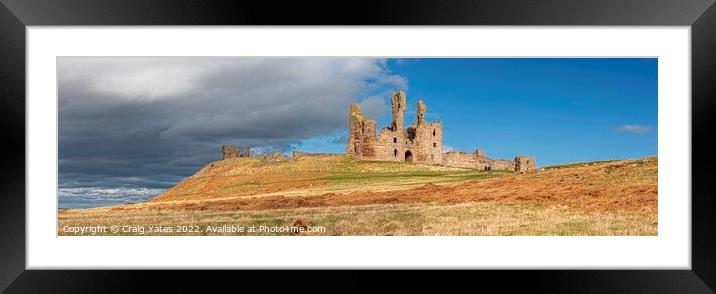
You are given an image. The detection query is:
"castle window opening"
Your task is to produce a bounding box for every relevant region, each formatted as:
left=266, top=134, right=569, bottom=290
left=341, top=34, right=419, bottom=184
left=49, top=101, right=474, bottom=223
left=433, top=143, right=437, bottom=148
left=393, top=138, right=397, bottom=143
left=433, top=129, right=436, bottom=136
left=393, top=149, right=398, bottom=157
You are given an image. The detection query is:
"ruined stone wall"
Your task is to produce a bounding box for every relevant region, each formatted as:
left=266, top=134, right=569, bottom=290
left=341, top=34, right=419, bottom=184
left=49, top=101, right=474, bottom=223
left=428, top=121, right=443, bottom=164
left=443, top=151, right=490, bottom=170
left=360, top=126, right=416, bottom=163
left=413, top=126, right=430, bottom=163
left=373, top=128, right=404, bottom=162
left=361, top=119, right=378, bottom=158
left=221, top=145, right=242, bottom=159
left=490, top=159, right=515, bottom=171
left=391, top=91, right=406, bottom=132
left=265, top=152, right=290, bottom=162
left=442, top=151, right=520, bottom=171
left=347, top=104, right=380, bottom=160
left=514, top=156, right=536, bottom=172
left=346, top=104, right=364, bottom=156
left=221, top=145, right=255, bottom=160
left=293, top=151, right=345, bottom=159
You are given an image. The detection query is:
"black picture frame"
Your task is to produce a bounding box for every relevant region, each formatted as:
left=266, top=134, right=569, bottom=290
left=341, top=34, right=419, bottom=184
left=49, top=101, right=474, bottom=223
left=1, top=0, right=715, bottom=292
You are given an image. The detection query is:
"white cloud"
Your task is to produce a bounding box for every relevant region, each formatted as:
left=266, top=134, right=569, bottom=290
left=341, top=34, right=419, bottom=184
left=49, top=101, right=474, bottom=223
left=381, top=74, right=409, bottom=90
left=59, top=187, right=165, bottom=198
left=616, top=124, right=655, bottom=134
left=58, top=57, right=225, bottom=101
left=359, top=95, right=389, bottom=119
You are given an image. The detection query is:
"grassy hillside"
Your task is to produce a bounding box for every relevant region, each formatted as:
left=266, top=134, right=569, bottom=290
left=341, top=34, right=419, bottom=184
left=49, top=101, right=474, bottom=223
left=58, top=156, right=658, bottom=236
left=151, top=155, right=512, bottom=202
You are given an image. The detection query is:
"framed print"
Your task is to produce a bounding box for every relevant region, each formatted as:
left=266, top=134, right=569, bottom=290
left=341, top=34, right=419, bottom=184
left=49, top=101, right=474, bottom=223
left=2, top=0, right=716, bottom=292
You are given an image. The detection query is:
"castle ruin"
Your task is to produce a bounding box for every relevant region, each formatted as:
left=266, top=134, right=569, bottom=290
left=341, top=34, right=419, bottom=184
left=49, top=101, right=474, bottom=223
left=347, top=91, right=443, bottom=164
left=347, top=91, right=536, bottom=172
left=221, top=90, right=535, bottom=173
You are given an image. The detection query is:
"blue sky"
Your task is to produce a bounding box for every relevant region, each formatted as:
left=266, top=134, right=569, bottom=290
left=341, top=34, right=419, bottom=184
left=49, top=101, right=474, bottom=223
left=297, top=58, right=658, bottom=167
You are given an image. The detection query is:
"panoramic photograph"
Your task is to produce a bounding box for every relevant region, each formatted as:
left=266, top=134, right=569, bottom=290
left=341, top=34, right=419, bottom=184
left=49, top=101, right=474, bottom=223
left=57, top=57, right=657, bottom=236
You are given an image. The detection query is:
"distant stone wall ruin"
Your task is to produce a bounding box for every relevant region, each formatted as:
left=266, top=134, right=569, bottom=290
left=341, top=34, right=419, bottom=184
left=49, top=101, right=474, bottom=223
left=441, top=149, right=525, bottom=171
left=514, top=156, right=536, bottom=173
left=265, top=152, right=290, bottom=162
left=293, top=151, right=345, bottom=159
left=492, top=159, right=516, bottom=171
left=443, top=151, right=491, bottom=170
left=221, top=145, right=254, bottom=160
left=221, top=145, right=243, bottom=159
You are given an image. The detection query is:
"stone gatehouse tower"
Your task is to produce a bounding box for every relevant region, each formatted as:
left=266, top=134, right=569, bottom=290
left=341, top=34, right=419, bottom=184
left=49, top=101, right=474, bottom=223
left=347, top=91, right=443, bottom=164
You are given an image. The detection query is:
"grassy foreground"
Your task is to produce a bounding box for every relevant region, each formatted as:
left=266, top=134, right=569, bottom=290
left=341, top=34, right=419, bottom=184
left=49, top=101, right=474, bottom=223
left=58, top=156, right=658, bottom=236
left=59, top=202, right=656, bottom=236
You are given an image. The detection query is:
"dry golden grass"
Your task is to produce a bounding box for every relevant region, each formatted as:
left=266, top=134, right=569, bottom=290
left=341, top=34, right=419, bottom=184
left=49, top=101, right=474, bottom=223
left=58, top=156, right=658, bottom=236
left=58, top=202, right=656, bottom=236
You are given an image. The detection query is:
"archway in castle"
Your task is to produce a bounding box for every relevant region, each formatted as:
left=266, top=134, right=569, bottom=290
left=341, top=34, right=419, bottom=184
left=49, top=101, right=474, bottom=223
left=405, top=150, right=413, bottom=162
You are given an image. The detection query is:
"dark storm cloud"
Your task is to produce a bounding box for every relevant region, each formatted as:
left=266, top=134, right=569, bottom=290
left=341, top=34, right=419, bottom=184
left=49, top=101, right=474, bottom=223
left=58, top=57, right=406, bottom=206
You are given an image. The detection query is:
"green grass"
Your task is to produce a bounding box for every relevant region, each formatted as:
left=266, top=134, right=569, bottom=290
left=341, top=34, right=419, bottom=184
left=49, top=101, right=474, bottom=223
left=323, top=171, right=447, bottom=181
left=323, top=169, right=512, bottom=183
left=206, top=164, right=515, bottom=196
